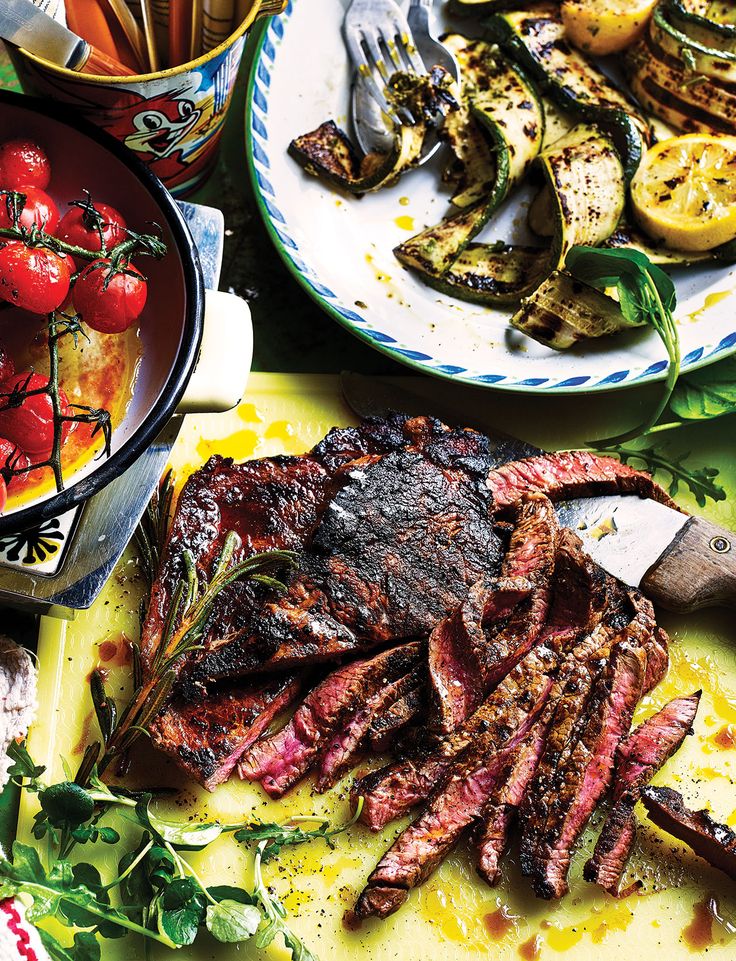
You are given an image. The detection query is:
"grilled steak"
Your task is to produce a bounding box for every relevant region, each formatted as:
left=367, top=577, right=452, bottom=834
left=428, top=493, right=558, bottom=734
left=476, top=710, right=552, bottom=886
left=368, top=682, right=425, bottom=752
left=520, top=638, right=647, bottom=899
left=187, top=420, right=503, bottom=684
left=641, top=786, right=736, bottom=882
left=354, top=530, right=614, bottom=831
left=584, top=692, right=700, bottom=893
left=316, top=664, right=426, bottom=791
left=353, top=740, right=511, bottom=920
left=239, top=641, right=423, bottom=797
left=150, top=675, right=302, bottom=791
left=487, top=451, right=679, bottom=511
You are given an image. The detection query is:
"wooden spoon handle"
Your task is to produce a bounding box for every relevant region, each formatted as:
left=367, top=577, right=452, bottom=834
left=641, top=516, right=736, bottom=612
left=80, top=43, right=137, bottom=76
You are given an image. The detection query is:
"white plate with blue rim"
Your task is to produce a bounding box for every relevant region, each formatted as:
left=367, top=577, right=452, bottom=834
left=246, top=0, right=736, bottom=393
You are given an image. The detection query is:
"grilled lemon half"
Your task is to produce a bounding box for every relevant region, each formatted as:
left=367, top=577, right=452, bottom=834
left=631, top=134, right=736, bottom=251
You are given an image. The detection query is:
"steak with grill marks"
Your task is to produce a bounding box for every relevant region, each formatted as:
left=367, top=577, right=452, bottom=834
left=486, top=451, right=680, bottom=511
left=367, top=680, right=425, bottom=752
left=520, top=632, right=648, bottom=900
left=641, top=786, right=736, bottom=882
left=475, top=705, right=554, bottom=886
left=353, top=530, right=614, bottom=831
left=188, top=425, right=503, bottom=684
left=428, top=493, right=558, bottom=734
left=239, top=641, right=423, bottom=797
left=584, top=692, right=701, bottom=893
left=149, top=674, right=302, bottom=791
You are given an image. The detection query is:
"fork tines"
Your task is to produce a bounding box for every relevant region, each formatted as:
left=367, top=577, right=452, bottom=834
left=343, top=0, right=427, bottom=125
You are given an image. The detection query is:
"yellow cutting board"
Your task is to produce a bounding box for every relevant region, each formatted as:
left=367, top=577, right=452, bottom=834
left=17, top=373, right=736, bottom=960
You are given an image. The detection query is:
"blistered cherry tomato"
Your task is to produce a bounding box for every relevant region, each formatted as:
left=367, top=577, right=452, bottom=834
left=0, top=241, right=71, bottom=314
left=0, top=437, right=31, bottom=489
left=0, top=372, right=74, bottom=460
left=0, top=186, right=60, bottom=233
left=57, top=201, right=126, bottom=252
left=0, top=139, right=51, bottom=190
left=74, top=258, right=147, bottom=333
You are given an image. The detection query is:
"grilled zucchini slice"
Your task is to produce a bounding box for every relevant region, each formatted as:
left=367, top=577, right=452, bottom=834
left=395, top=40, right=543, bottom=277
left=651, top=2, right=736, bottom=82
left=667, top=0, right=736, bottom=52
left=486, top=5, right=650, bottom=179
left=510, top=270, right=638, bottom=349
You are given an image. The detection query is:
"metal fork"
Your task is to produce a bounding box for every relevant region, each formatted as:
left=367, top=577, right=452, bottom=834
left=344, top=0, right=458, bottom=160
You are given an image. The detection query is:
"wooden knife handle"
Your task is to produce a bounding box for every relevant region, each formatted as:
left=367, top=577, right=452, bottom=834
left=641, top=516, right=736, bottom=613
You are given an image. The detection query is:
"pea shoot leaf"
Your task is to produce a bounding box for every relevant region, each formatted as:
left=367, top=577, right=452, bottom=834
left=139, top=798, right=223, bottom=849
left=154, top=878, right=207, bottom=946
left=206, top=899, right=262, bottom=943
left=37, top=929, right=101, bottom=961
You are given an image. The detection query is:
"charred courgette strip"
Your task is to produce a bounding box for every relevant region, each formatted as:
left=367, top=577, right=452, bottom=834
left=626, top=34, right=736, bottom=136
left=510, top=270, right=639, bottom=350
left=289, top=69, right=456, bottom=194
left=395, top=40, right=543, bottom=277
left=668, top=0, right=736, bottom=52
left=486, top=5, right=650, bottom=180
left=651, top=1, right=736, bottom=82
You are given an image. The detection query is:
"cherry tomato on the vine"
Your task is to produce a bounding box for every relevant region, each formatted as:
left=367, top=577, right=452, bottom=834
left=0, top=372, right=74, bottom=460
left=0, top=140, right=51, bottom=190
left=57, top=202, right=127, bottom=253
left=74, top=258, right=147, bottom=333
left=0, top=186, right=60, bottom=233
left=0, top=241, right=72, bottom=314
left=0, top=437, right=31, bottom=490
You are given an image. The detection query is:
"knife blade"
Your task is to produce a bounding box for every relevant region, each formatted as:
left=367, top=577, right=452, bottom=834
left=1, top=0, right=134, bottom=75
left=341, top=371, right=736, bottom=613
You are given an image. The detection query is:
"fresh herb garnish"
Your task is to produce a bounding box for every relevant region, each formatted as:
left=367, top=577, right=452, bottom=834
left=594, top=442, right=726, bottom=507
left=6, top=742, right=361, bottom=958
left=668, top=356, right=736, bottom=422
left=566, top=245, right=681, bottom=444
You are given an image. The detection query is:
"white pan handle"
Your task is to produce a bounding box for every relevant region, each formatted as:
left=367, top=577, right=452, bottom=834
left=176, top=289, right=253, bottom=415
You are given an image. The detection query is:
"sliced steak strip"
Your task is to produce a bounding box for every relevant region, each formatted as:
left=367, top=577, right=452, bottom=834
left=150, top=675, right=302, bottom=791
left=353, top=737, right=511, bottom=920
left=354, top=644, right=558, bottom=832
left=316, top=664, right=426, bottom=791
left=368, top=679, right=425, bottom=753
left=487, top=451, right=679, bottom=511
left=475, top=709, right=552, bottom=886
left=429, top=493, right=558, bottom=734
left=584, top=691, right=700, bottom=894
left=520, top=639, right=647, bottom=900
left=354, top=531, right=615, bottom=831
left=641, top=786, right=736, bottom=882
left=239, top=641, right=422, bottom=797
left=192, top=441, right=502, bottom=683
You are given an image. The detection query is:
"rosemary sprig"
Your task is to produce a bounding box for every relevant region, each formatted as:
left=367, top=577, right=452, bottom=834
left=84, top=532, right=296, bottom=781
left=134, top=469, right=175, bottom=589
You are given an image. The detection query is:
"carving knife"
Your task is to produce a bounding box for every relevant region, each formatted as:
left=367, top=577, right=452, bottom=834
left=341, top=371, right=736, bottom=613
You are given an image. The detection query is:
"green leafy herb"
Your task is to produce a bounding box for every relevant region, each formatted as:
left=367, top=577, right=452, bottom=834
left=253, top=840, right=318, bottom=961
left=566, top=246, right=681, bottom=443
left=596, top=443, right=726, bottom=507
left=141, top=800, right=223, bottom=849
left=206, top=899, right=262, bottom=943
left=233, top=799, right=363, bottom=861
left=669, top=356, right=736, bottom=422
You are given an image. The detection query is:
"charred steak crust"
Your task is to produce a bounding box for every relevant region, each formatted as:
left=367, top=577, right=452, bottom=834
left=149, top=674, right=302, bottom=791
left=195, top=446, right=503, bottom=682
left=584, top=692, right=700, bottom=893
left=641, top=786, right=736, bottom=882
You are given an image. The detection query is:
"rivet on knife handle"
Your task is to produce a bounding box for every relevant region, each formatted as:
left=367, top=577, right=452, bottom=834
left=641, top=516, right=736, bottom=613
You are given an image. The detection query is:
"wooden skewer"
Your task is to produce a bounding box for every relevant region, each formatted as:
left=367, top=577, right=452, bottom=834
left=139, top=0, right=159, bottom=70
left=169, top=0, right=193, bottom=67
left=191, top=0, right=203, bottom=60
left=103, top=0, right=148, bottom=71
